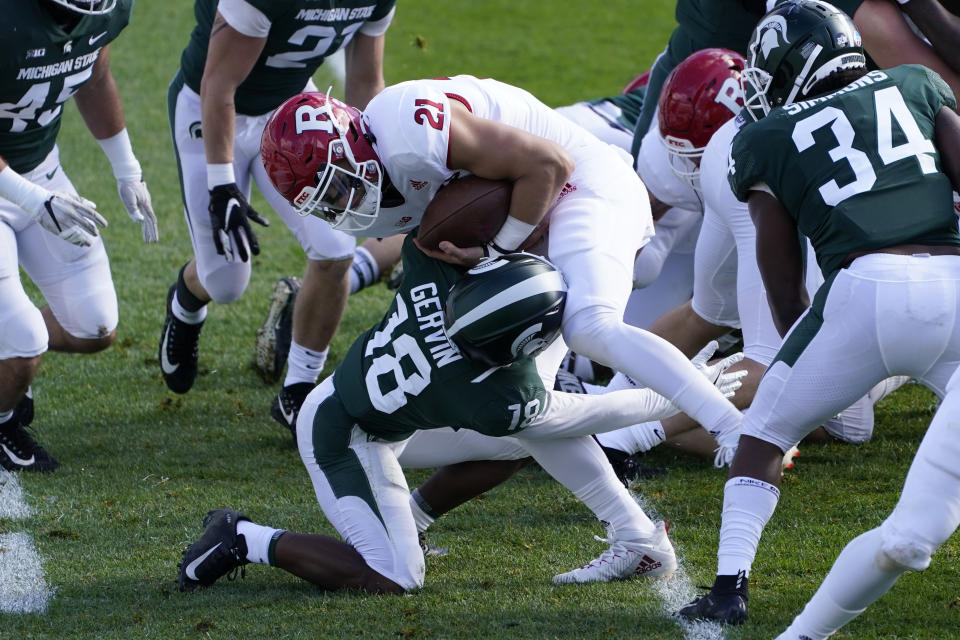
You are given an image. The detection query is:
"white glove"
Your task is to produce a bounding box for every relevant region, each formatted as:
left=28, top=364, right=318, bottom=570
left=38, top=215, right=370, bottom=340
left=691, top=340, right=747, bottom=399
left=35, top=192, right=108, bottom=247
left=117, top=177, right=159, bottom=243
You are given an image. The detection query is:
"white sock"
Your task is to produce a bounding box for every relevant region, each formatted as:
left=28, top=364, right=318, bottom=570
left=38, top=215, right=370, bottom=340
left=172, top=292, right=207, bottom=324
left=283, top=341, right=327, bottom=386
left=409, top=489, right=437, bottom=534
left=575, top=474, right=654, bottom=541
left=780, top=528, right=901, bottom=640
left=716, top=476, right=780, bottom=576
left=349, top=246, right=379, bottom=294
left=237, top=520, right=285, bottom=566
left=595, top=420, right=665, bottom=454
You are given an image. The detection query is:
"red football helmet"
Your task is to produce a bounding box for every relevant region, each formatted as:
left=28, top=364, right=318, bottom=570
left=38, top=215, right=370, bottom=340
left=622, top=70, right=651, bottom=94
left=657, top=48, right=746, bottom=192
left=260, top=92, right=383, bottom=232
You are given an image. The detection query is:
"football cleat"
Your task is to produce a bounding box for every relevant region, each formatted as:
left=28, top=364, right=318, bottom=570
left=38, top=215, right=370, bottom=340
left=385, top=260, right=404, bottom=290
left=418, top=531, right=449, bottom=558
left=0, top=415, right=59, bottom=472
left=782, top=445, right=800, bottom=471
left=676, top=572, right=749, bottom=624
left=270, top=382, right=315, bottom=441
left=177, top=508, right=249, bottom=592
left=553, top=520, right=677, bottom=584
left=159, top=285, right=204, bottom=394
left=597, top=440, right=667, bottom=487
left=254, top=277, right=301, bottom=384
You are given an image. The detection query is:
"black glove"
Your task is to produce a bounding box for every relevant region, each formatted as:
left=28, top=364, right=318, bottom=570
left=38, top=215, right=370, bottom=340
left=208, top=183, right=269, bottom=263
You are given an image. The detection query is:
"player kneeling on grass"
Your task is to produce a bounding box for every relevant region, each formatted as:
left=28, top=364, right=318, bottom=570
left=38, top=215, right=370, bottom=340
left=178, top=236, right=745, bottom=593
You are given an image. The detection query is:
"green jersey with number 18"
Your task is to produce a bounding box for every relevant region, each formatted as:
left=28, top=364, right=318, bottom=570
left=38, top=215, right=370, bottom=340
left=333, top=236, right=548, bottom=442
left=0, top=0, right=132, bottom=173
left=729, top=65, right=960, bottom=277
left=178, top=0, right=395, bottom=116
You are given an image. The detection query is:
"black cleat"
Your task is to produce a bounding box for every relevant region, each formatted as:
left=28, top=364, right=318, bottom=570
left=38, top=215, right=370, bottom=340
left=159, top=285, right=204, bottom=394
left=418, top=531, right=449, bottom=558
left=270, top=382, right=314, bottom=441
left=676, top=573, right=749, bottom=624
left=595, top=439, right=667, bottom=488
left=254, top=277, right=301, bottom=384
left=0, top=413, right=59, bottom=472
left=178, top=508, right=249, bottom=592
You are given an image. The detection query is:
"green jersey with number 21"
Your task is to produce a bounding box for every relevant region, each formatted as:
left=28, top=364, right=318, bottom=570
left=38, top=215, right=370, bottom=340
left=334, top=236, right=548, bottom=442
left=730, top=65, right=960, bottom=277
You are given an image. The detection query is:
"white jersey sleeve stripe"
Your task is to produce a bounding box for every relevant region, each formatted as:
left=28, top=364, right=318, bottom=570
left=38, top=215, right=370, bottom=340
left=359, top=7, right=395, bottom=37
left=218, top=0, right=271, bottom=39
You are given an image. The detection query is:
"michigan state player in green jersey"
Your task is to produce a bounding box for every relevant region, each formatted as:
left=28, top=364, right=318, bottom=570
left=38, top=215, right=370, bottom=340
left=161, top=0, right=398, bottom=438
left=0, top=0, right=157, bottom=472
left=176, top=238, right=749, bottom=593
left=678, top=2, right=960, bottom=631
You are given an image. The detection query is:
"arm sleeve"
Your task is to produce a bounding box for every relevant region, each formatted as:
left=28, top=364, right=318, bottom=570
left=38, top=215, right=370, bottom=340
left=217, top=0, right=271, bottom=38
left=515, top=388, right=680, bottom=441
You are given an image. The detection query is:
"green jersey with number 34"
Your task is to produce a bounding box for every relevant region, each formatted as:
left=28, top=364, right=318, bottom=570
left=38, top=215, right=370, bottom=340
left=729, top=65, right=960, bottom=277
left=179, top=0, right=395, bottom=116
left=333, top=236, right=548, bottom=442
left=0, top=0, right=132, bottom=173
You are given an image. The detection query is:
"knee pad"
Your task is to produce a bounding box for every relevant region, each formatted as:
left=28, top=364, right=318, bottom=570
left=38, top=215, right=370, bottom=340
left=0, top=300, right=47, bottom=358
left=200, top=262, right=250, bottom=304
left=878, top=519, right=934, bottom=572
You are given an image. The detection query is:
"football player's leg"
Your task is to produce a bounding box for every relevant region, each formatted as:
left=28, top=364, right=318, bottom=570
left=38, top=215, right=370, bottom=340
left=0, top=223, right=46, bottom=411
left=397, top=428, right=531, bottom=531
left=548, top=155, right=740, bottom=440
left=645, top=206, right=734, bottom=355
left=18, top=157, right=116, bottom=354
left=18, top=218, right=117, bottom=354
left=288, top=377, right=422, bottom=592
left=256, top=158, right=356, bottom=428
left=777, top=369, right=960, bottom=640
left=680, top=272, right=900, bottom=622
left=519, top=435, right=676, bottom=583
left=0, top=223, right=45, bottom=432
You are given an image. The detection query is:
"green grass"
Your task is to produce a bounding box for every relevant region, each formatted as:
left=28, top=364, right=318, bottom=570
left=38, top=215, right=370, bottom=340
left=3, top=2, right=957, bottom=639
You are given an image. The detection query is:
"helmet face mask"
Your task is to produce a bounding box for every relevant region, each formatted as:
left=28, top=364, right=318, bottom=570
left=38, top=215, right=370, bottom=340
left=261, top=92, right=384, bottom=232
left=45, top=0, right=117, bottom=14
left=444, top=254, right=568, bottom=368
left=657, top=47, right=746, bottom=192
left=742, top=0, right=866, bottom=121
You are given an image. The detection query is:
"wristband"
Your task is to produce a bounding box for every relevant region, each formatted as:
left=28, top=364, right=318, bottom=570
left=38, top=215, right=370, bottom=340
left=97, top=128, right=142, bottom=181
left=491, top=215, right=537, bottom=252
left=207, top=163, right=236, bottom=189
left=0, top=166, right=50, bottom=215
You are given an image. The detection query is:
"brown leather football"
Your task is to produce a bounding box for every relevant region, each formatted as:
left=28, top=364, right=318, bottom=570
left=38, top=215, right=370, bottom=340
left=417, top=176, right=511, bottom=251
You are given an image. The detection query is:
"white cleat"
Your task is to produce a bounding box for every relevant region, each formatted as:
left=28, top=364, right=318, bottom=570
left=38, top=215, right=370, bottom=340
left=553, top=520, right=677, bottom=584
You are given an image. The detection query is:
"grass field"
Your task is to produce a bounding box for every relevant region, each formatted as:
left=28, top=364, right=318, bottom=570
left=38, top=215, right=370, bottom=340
left=3, top=2, right=958, bottom=639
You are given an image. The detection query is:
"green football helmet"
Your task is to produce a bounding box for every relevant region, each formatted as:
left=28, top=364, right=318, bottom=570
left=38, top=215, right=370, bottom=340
left=444, top=254, right=567, bottom=368
left=742, top=0, right=866, bottom=120
left=45, top=0, right=117, bottom=14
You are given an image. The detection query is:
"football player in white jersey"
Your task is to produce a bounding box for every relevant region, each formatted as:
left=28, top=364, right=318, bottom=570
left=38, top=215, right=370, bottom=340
left=260, top=76, right=746, bottom=466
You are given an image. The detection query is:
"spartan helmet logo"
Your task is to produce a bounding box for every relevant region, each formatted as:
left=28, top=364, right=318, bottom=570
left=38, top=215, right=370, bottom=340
left=755, top=15, right=790, bottom=61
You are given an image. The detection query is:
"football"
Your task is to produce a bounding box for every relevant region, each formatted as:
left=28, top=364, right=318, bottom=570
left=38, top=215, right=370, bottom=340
left=417, top=176, right=512, bottom=251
